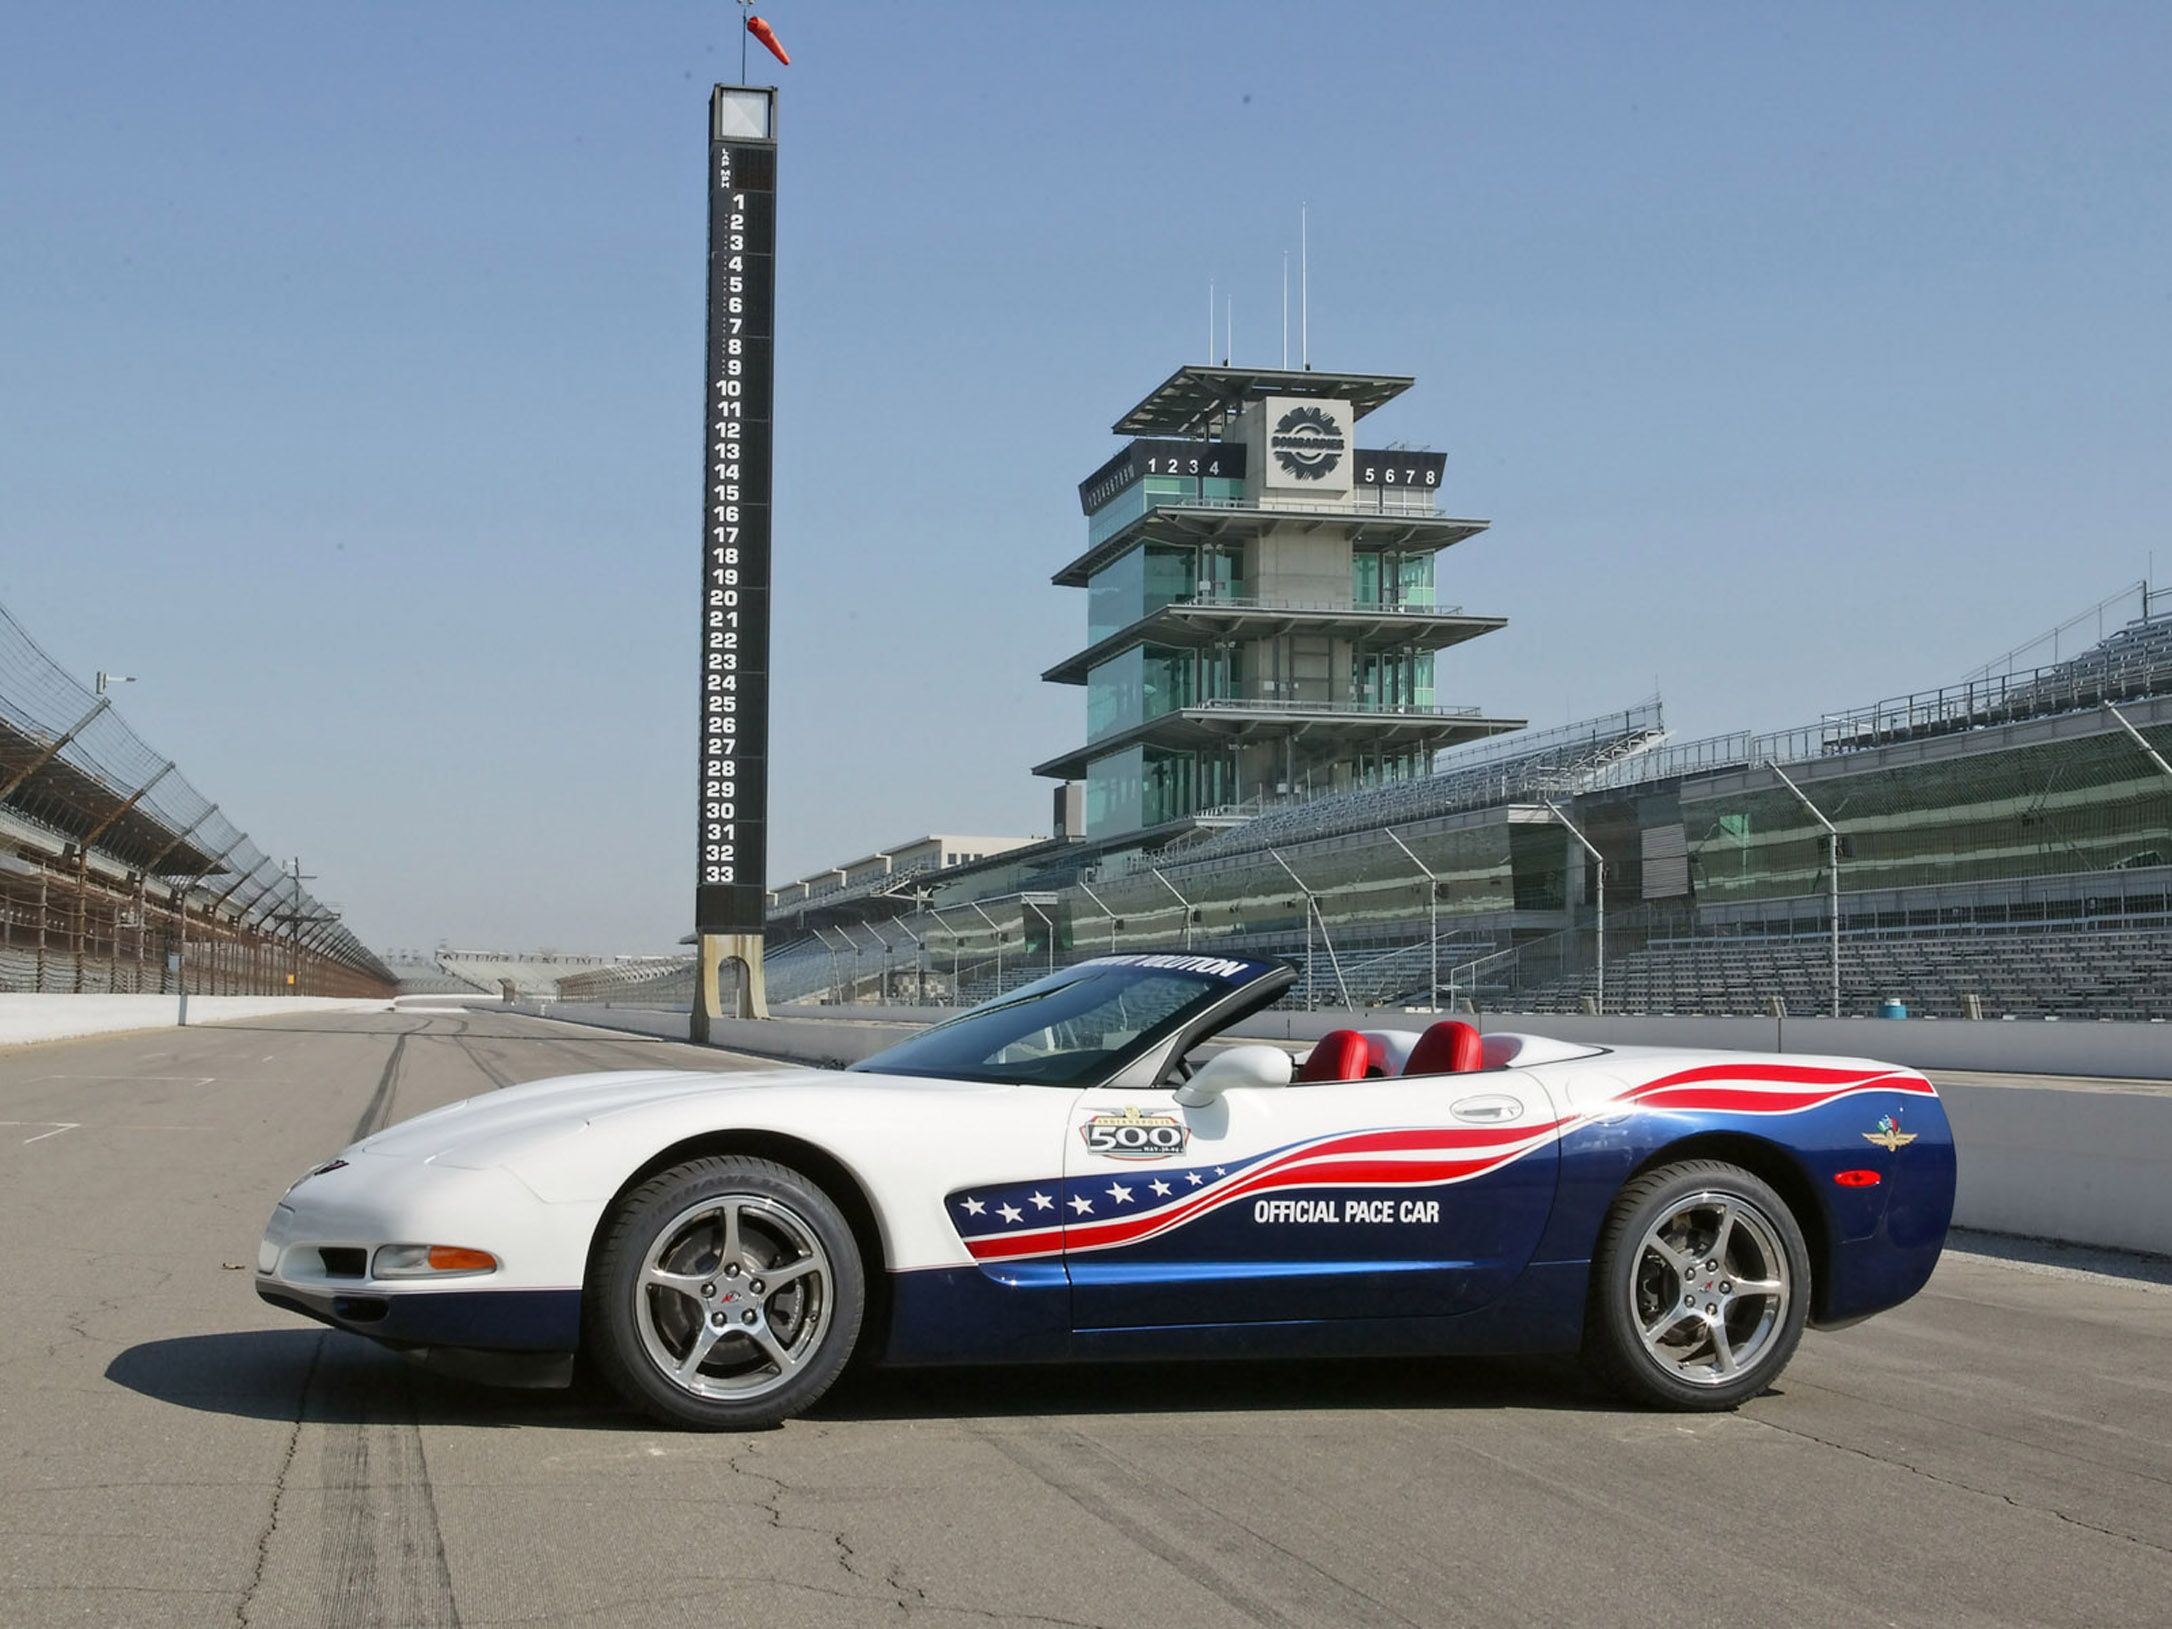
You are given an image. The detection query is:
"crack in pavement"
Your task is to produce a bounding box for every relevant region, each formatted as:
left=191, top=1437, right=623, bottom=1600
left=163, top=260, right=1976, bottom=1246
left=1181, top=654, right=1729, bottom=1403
left=235, top=1330, right=324, bottom=1628
left=1749, top=1414, right=2172, bottom=1557
left=715, top=1432, right=1120, bottom=1629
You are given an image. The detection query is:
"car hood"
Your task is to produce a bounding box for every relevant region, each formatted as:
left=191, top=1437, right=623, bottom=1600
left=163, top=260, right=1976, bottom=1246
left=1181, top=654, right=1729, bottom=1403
left=350, top=1065, right=999, bottom=1167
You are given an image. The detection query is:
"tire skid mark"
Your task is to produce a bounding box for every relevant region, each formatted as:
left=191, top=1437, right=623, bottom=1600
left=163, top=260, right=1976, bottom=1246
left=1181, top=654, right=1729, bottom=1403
left=968, top=1420, right=1423, bottom=1628
left=316, top=1340, right=462, bottom=1628
left=245, top=1019, right=465, bottom=1627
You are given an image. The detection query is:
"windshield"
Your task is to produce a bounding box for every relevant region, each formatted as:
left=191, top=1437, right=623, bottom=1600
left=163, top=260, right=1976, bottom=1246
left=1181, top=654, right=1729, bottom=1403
left=848, top=955, right=1275, bottom=1086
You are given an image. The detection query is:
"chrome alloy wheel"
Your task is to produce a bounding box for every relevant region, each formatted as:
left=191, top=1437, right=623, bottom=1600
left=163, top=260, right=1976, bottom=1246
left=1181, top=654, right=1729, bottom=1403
left=634, top=1194, right=833, bottom=1401
left=1629, top=1189, right=1791, bottom=1387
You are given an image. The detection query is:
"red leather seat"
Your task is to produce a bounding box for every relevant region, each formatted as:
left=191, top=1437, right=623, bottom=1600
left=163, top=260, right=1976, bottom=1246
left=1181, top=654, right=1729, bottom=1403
left=1296, top=1029, right=1371, bottom=1083
left=1404, top=1019, right=1485, bottom=1076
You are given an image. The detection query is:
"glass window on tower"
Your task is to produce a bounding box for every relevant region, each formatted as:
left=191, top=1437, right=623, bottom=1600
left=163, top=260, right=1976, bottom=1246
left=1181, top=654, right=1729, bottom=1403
left=1088, top=548, right=1144, bottom=643
left=1398, top=553, right=1436, bottom=608
left=1085, top=745, right=1146, bottom=836
left=1142, top=547, right=1194, bottom=617
left=1352, top=553, right=1382, bottom=607
left=1087, top=646, right=1143, bottom=741
left=1355, top=651, right=1437, bottom=710
left=1086, top=474, right=1197, bottom=551
left=1354, top=552, right=1438, bottom=608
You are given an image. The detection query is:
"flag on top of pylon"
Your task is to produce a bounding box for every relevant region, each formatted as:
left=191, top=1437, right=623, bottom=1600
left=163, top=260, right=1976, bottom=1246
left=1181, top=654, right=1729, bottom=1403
left=747, top=15, right=790, bottom=66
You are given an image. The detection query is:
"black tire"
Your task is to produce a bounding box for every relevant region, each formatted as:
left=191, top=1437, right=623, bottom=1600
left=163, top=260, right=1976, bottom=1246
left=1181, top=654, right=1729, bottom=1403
left=1583, top=1159, right=1811, bottom=1411
left=584, top=1155, right=865, bottom=1430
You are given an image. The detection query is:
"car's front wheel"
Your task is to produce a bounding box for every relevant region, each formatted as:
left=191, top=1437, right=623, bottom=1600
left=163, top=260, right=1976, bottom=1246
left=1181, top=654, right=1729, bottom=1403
left=585, top=1155, right=864, bottom=1430
left=1584, top=1159, right=1810, bottom=1410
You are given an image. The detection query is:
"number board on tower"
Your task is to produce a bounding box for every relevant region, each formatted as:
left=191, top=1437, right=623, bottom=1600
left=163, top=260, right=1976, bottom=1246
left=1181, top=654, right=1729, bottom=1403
left=1353, top=449, right=1447, bottom=490
left=696, top=90, right=777, bottom=935
left=1075, top=440, right=1250, bottom=514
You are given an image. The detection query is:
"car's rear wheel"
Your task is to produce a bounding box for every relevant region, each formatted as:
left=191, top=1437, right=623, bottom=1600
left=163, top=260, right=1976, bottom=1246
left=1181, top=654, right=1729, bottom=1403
left=585, top=1156, right=864, bottom=1430
left=1584, top=1160, right=1809, bottom=1410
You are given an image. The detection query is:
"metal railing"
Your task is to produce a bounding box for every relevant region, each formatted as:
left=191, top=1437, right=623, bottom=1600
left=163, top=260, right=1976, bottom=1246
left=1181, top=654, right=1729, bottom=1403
left=1168, top=594, right=1462, bottom=618
left=1189, top=696, right=1486, bottom=719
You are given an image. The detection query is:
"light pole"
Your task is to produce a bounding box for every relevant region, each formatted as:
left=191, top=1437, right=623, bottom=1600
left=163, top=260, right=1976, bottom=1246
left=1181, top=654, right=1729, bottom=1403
left=1075, top=878, right=1122, bottom=955
left=968, top=901, right=1005, bottom=994
left=1542, top=800, right=1605, bottom=1016
left=1383, top=828, right=1442, bottom=1013
left=1149, top=867, right=1195, bottom=951
left=1768, top=763, right=1842, bottom=1019
left=1021, top=894, right=1058, bottom=977
left=927, top=908, right=964, bottom=1006
left=1268, top=848, right=1352, bottom=1011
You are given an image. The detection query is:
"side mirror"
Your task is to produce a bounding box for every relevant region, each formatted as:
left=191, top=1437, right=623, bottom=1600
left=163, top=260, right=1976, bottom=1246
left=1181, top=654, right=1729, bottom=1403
left=1174, top=1044, right=1294, bottom=1107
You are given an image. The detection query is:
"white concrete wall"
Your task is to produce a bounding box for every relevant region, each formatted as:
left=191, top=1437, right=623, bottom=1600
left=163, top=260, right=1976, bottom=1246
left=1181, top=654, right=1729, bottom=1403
left=0, top=994, right=389, bottom=1049
left=1938, top=1081, right=2172, bottom=1256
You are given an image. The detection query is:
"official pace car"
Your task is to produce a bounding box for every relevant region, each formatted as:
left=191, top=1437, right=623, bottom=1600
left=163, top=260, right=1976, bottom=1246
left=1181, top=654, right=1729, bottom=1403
left=258, top=955, right=1955, bottom=1429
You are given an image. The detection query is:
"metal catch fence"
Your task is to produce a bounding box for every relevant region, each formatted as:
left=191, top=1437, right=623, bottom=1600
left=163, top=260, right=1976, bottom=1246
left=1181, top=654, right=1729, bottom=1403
left=0, top=599, right=393, bottom=997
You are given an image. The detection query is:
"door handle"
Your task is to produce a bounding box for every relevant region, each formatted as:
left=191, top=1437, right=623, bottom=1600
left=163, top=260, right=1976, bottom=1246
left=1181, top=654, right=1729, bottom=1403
left=1450, top=1094, right=1522, bottom=1123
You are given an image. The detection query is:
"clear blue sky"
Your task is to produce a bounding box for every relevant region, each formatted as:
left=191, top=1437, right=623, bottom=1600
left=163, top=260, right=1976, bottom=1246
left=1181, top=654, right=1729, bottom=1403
left=4, top=2, right=2168, bottom=952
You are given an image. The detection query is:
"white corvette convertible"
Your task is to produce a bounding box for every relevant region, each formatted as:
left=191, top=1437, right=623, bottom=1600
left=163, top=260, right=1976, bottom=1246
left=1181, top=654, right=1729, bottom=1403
left=259, top=954, right=1955, bottom=1429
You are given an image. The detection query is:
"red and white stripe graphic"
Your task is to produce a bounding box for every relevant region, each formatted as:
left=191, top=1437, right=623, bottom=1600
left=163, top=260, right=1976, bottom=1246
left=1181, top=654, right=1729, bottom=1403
left=956, top=1062, right=1933, bottom=1265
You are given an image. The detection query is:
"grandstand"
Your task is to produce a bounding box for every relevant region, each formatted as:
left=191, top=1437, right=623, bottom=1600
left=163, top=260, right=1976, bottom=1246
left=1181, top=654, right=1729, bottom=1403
left=552, top=956, right=698, bottom=1005
left=1146, top=702, right=1666, bottom=869
left=1, top=599, right=391, bottom=998
left=1508, top=920, right=2172, bottom=1023
left=739, top=587, right=2172, bottom=1021
left=430, top=950, right=634, bottom=1001
left=381, top=951, right=488, bottom=997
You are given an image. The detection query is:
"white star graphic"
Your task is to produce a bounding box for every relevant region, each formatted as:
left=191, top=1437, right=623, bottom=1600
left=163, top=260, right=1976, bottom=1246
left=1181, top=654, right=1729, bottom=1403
left=1068, top=1194, right=1095, bottom=1215
left=1149, top=1179, right=1172, bottom=1197
left=961, top=1196, right=985, bottom=1216
left=1185, top=1171, right=1204, bottom=1186
left=1029, top=1191, right=1054, bottom=1211
left=1214, top=1166, right=1227, bottom=1176
left=998, top=1203, right=1023, bottom=1224
left=1106, top=1182, right=1133, bottom=1204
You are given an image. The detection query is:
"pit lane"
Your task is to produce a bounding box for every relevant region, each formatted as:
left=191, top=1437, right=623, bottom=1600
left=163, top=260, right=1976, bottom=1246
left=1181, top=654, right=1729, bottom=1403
left=2, top=1009, right=2166, bottom=1627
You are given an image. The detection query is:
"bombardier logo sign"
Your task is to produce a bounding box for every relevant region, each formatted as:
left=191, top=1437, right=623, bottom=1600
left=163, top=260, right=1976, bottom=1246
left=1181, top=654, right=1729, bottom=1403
left=1270, top=404, right=1347, bottom=481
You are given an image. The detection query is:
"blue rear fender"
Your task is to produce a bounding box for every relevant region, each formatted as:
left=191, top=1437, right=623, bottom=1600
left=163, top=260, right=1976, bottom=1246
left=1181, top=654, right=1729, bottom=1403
left=1535, top=1087, right=1956, bottom=1330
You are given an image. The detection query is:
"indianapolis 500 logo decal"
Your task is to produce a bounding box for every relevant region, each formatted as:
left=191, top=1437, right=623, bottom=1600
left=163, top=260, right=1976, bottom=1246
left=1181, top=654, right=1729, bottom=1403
left=1080, top=1105, right=1189, bottom=1161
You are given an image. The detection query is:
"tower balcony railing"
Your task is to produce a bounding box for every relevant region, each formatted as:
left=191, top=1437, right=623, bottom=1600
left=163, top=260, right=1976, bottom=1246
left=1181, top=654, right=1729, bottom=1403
left=1175, top=593, right=1460, bottom=617
left=1189, top=695, right=1486, bottom=719
left=1176, top=490, right=1445, bottom=519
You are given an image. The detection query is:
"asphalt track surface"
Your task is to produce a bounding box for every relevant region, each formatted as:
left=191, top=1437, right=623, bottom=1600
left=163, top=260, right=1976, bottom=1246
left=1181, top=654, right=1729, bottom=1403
left=2, top=1010, right=2167, bottom=1628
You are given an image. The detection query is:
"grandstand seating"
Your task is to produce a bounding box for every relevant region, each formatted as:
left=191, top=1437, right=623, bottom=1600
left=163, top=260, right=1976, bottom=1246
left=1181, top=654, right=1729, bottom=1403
left=1509, top=921, right=2172, bottom=1022
left=554, top=957, right=697, bottom=1006
left=433, top=950, right=623, bottom=1000
left=382, top=952, right=488, bottom=996
left=2037, top=610, right=2172, bottom=688
left=1141, top=704, right=1664, bottom=873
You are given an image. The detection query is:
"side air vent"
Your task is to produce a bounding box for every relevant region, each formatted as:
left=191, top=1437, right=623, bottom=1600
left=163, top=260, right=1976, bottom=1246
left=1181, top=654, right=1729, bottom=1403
left=318, top=1247, right=368, bottom=1278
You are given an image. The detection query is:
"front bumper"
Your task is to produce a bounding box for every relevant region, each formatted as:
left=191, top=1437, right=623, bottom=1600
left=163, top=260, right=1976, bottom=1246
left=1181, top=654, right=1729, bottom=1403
left=256, top=1278, right=582, bottom=1352
left=256, top=1151, right=598, bottom=1356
